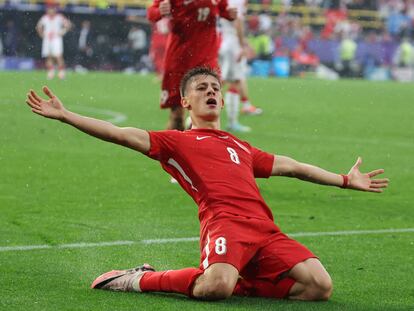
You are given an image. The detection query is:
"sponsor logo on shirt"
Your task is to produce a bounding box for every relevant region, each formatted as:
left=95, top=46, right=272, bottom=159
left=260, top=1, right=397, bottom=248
left=196, top=136, right=211, bottom=140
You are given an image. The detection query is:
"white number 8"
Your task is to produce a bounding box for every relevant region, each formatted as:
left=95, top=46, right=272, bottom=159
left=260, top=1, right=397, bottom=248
left=227, top=147, right=240, bottom=164
left=215, top=237, right=227, bottom=255
left=197, top=7, right=210, bottom=21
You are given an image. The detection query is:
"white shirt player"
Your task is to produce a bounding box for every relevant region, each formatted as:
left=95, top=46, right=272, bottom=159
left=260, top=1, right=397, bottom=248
left=219, top=0, right=246, bottom=81
left=37, top=12, right=70, bottom=58
left=219, top=0, right=246, bottom=51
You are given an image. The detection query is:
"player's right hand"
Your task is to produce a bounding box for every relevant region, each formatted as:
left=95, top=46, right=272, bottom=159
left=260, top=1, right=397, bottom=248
left=159, top=0, right=171, bottom=16
left=227, top=7, right=237, bottom=20
left=26, top=86, right=66, bottom=121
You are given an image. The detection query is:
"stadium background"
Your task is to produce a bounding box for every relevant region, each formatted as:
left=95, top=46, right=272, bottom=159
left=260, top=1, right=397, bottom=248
left=1, top=0, right=413, bottom=80
left=1, top=1, right=413, bottom=310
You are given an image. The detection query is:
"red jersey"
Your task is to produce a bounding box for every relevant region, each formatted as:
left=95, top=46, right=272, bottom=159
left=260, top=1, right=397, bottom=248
left=146, top=128, right=275, bottom=223
left=149, top=18, right=170, bottom=73
left=150, top=17, right=169, bottom=49
left=147, top=0, right=234, bottom=72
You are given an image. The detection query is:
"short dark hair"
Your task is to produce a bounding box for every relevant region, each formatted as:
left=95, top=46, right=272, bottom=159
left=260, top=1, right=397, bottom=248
left=179, top=67, right=221, bottom=97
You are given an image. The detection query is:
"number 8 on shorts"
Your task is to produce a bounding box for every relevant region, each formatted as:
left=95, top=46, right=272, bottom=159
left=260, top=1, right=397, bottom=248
left=215, top=237, right=227, bottom=255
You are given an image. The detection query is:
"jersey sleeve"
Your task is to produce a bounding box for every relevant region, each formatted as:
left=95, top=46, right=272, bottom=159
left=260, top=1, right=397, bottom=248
left=251, top=146, right=274, bottom=178
left=145, top=130, right=178, bottom=162
left=147, top=0, right=163, bottom=22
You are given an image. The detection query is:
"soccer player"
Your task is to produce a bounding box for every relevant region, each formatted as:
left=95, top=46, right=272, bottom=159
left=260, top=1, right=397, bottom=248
left=147, top=0, right=237, bottom=131
left=219, top=0, right=262, bottom=132
left=36, top=5, right=71, bottom=80
left=149, top=17, right=169, bottom=77
left=25, top=67, right=388, bottom=301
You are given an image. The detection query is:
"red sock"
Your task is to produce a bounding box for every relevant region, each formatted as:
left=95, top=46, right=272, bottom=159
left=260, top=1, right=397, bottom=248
left=228, top=86, right=239, bottom=94
left=140, top=268, right=203, bottom=296
left=241, top=96, right=248, bottom=102
left=234, top=277, right=296, bottom=299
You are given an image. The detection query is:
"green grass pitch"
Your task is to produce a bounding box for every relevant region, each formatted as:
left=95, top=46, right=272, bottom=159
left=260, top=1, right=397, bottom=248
left=0, top=71, right=413, bottom=310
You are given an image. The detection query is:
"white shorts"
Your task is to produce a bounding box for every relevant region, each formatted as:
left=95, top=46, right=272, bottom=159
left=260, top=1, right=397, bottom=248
left=219, top=40, right=246, bottom=82
left=42, top=38, right=63, bottom=58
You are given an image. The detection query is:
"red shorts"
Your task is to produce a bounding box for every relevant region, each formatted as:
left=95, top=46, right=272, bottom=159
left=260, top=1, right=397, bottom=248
left=150, top=46, right=166, bottom=74
left=199, top=212, right=316, bottom=282
left=160, top=70, right=184, bottom=109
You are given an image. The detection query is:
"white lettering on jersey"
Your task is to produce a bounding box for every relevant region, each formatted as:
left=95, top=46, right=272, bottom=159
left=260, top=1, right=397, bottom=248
left=232, top=139, right=250, bottom=154
left=227, top=147, right=240, bottom=164
left=167, top=158, right=198, bottom=192
left=215, top=237, right=227, bottom=255
left=197, top=7, right=210, bottom=21
left=202, top=234, right=211, bottom=269
left=160, top=90, right=169, bottom=104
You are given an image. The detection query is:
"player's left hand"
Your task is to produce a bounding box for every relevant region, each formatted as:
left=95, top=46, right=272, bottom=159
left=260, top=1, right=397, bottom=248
left=347, top=157, right=389, bottom=193
left=227, top=7, right=237, bottom=20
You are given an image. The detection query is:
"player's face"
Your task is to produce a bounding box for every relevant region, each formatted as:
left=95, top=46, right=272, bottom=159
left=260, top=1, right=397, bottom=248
left=182, top=74, right=223, bottom=122
left=47, top=7, right=56, bottom=15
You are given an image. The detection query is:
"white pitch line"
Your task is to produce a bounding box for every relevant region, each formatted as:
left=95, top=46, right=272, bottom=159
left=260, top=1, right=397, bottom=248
left=57, top=241, right=135, bottom=249
left=141, top=237, right=199, bottom=244
left=288, top=228, right=414, bottom=237
left=1, top=228, right=413, bottom=253
left=1, top=99, right=127, bottom=124
left=70, top=105, right=127, bottom=124
left=0, top=245, right=53, bottom=252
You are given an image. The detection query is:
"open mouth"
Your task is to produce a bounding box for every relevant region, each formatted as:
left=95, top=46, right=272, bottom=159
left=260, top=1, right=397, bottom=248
left=206, top=98, right=217, bottom=106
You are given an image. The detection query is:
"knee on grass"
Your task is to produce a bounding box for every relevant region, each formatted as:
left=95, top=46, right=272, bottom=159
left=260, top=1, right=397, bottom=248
left=302, top=275, right=333, bottom=301
left=193, top=276, right=236, bottom=300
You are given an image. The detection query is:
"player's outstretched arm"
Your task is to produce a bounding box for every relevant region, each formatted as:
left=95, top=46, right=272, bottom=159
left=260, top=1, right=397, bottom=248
left=271, top=155, right=389, bottom=193
left=25, top=86, right=150, bottom=153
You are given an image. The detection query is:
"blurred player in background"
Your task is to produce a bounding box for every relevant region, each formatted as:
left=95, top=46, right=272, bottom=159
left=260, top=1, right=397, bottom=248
left=147, top=0, right=237, bottom=130
left=219, top=0, right=262, bottom=132
left=149, top=17, right=169, bottom=78
left=75, top=20, right=94, bottom=73
left=36, top=5, right=71, bottom=80
left=26, top=67, right=388, bottom=302
left=127, top=24, right=147, bottom=71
